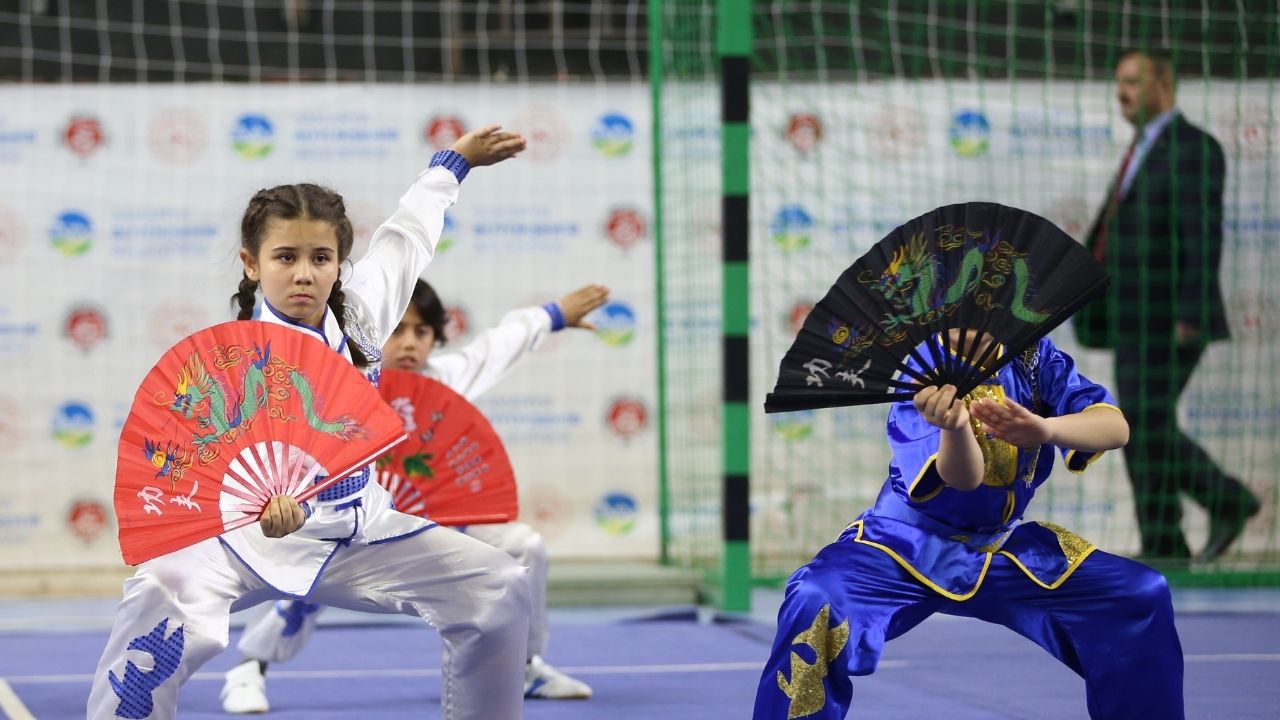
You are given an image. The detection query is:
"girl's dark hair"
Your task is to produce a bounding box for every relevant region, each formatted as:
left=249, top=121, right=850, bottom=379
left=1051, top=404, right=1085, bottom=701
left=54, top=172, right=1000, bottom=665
left=409, top=279, right=448, bottom=347
left=232, top=183, right=369, bottom=366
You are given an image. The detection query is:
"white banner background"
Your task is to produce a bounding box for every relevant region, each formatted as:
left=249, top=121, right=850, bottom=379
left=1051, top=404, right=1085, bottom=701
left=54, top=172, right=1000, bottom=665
left=0, top=83, right=658, bottom=572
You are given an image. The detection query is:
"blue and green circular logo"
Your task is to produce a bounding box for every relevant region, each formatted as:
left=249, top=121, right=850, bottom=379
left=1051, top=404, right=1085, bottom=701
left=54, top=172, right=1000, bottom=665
left=594, top=300, right=637, bottom=347
left=52, top=401, right=94, bottom=448
left=770, top=205, right=813, bottom=252
left=437, top=211, right=457, bottom=254
left=48, top=210, right=93, bottom=257
left=770, top=409, right=815, bottom=441
left=591, top=112, right=635, bottom=157
left=232, top=113, right=275, bottom=159
left=594, top=491, right=638, bottom=536
left=949, top=110, right=990, bottom=157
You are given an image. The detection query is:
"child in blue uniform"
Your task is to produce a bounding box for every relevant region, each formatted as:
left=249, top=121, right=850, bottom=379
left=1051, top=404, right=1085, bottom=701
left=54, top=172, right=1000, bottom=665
left=753, top=330, right=1184, bottom=720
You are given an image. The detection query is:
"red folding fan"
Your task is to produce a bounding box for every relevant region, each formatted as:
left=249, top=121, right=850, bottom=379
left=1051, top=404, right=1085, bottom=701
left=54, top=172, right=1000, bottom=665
left=375, top=370, right=518, bottom=525
left=115, top=321, right=407, bottom=565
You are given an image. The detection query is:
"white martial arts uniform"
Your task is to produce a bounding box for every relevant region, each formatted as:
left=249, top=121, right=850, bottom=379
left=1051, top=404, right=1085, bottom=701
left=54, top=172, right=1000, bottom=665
left=87, top=163, right=531, bottom=720
left=238, top=306, right=558, bottom=665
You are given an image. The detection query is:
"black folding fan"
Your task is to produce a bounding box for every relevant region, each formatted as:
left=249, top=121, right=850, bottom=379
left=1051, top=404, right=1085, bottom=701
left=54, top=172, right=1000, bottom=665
left=764, top=202, right=1108, bottom=412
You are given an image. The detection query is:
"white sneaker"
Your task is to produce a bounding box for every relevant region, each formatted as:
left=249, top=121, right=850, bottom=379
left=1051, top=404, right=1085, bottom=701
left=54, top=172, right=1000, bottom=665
left=523, top=655, right=593, bottom=700
left=221, top=660, right=270, bottom=714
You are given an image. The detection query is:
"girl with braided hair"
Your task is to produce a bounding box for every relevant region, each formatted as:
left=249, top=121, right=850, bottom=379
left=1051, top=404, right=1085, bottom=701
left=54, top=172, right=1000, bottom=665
left=88, top=126, right=532, bottom=720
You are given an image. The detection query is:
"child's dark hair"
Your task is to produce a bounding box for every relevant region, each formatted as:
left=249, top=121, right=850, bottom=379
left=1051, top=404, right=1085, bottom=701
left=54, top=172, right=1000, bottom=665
left=409, top=279, right=448, bottom=347
left=232, top=183, right=369, bottom=366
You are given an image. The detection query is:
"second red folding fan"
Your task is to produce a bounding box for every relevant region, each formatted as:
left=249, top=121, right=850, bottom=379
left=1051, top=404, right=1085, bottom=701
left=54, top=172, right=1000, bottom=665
left=115, top=321, right=407, bottom=565
left=376, top=369, right=518, bottom=525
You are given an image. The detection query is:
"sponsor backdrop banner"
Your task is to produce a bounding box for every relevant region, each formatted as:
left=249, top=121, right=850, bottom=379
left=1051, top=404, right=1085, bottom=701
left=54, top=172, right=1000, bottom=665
left=0, top=84, right=657, bottom=571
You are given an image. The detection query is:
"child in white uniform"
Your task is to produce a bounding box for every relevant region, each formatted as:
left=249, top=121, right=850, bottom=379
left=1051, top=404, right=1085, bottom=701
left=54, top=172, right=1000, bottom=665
left=222, top=279, right=607, bottom=712
left=88, top=127, right=531, bottom=720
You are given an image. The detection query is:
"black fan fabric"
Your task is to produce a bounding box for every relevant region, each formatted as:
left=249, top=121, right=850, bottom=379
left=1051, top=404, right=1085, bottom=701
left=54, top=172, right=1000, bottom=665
left=765, top=202, right=1107, bottom=413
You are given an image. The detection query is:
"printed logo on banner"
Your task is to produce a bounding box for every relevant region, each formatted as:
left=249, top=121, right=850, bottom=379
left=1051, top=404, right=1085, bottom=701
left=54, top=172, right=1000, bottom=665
left=0, top=203, right=26, bottom=263
left=479, top=394, right=580, bottom=447
left=1046, top=196, right=1090, bottom=239
left=1218, top=101, right=1279, bottom=159
left=0, top=497, right=40, bottom=545
left=52, top=401, right=94, bottom=449
left=148, top=108, right=208, bottom=165
left=0, top=116, right=38, bottom=162
left=521, top=485, right=573, bottom=543
left=605, top=396, right=649, bottom=441
left=108, top=209, right=219, bottom=259
left=787, top=301, right=814, bottom=335
left=293, top=111, right=399, bottom=161
left=591, top=112, right=635, bottom=158
left=471, top=207, right=580, bottom=254
left=444, top=304, right=470, bottom=343
left=594, top=491, right=638, bottom=536
left=829, top=201, right=913, bottom=254
left=662, top=123, right=719, bottom=161
left=48, top=210, right=93, bottom=257
left=593, top=300, right=637, bottom=347
left=68, top=499, right=108, bottom=543
left=0, top=306, right=38, bottom=355
left=1228, top=289, right=1280, bottom=340
left=784, top=112, right=823, bottom=153
left=770, top=204, right=814, bottom=252
left=867, top=104, right=924, bottom=160
left=604, top=208, right=646, bottom=251
left=1007, top=109, right=1111, bottom=157
left=149, top=301, right=210, bottom=349
left=438, top=211, right=458, bottom=254
left=949, top=110, right=991, bottom=157
left=0, top=396, right=25, bottom=455
left=512, top=105, right=568, bottom=162
left=63, top=114, right=106, bottom=159
left=64, top=303, right=109, bottom=353
left=232, top=113, right=275, bottom=159
left=425, top=115, right=467, bottom=150
left=770, top=409, right=815, bottom=441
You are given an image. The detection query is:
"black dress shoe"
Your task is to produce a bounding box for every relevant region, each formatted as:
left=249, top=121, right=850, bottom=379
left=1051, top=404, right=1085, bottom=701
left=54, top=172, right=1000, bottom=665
left=1201, top=491, right=1262, bottom=561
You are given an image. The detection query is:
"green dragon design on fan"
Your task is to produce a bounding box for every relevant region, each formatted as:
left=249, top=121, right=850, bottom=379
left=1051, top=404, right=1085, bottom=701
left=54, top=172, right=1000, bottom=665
left=164, top=342, right=363, bottom=459
left=859, top=226, right=1050, bottom=345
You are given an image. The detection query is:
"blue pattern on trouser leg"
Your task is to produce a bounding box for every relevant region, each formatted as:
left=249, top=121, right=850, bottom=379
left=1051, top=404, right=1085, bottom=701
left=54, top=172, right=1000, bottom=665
left=108, top=618, right=186, bottom=719
left=277, top=601, right=322, bottom=637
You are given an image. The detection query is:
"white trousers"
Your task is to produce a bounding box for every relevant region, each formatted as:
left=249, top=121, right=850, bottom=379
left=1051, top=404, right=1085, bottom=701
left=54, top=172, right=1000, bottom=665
left=87, top=526, right=530, bottom=720
left=239, top=522, right=550, bottom=665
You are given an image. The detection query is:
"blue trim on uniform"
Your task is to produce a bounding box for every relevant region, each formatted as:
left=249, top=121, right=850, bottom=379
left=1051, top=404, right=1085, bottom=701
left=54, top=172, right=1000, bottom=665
left=368, top=522, right=438, bottom=545
left=336, top=335, right=349, bottom=355
left=542, top=302, right=566, bottom=332
left=315, top=466, right=371, bottom=502
left=218, top=537, right=343, bottom=601
left=262, top=300, right=330, bottom=345
left=429, top=149, right=471, bottom=183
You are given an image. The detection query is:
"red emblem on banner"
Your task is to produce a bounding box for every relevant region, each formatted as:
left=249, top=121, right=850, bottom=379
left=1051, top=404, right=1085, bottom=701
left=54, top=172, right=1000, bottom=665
left=63, top=115, right=105, bottom=159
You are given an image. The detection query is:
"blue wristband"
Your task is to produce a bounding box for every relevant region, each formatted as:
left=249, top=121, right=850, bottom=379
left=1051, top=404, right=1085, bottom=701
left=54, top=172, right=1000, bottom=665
left=429, top=149, right=471, bottom=183
left=543, top=302, right=567, bottom=332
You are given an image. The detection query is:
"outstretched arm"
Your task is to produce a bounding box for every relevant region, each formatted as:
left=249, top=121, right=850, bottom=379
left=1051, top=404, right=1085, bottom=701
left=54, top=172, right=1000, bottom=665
left=971, top=398, right=1129, bottom=452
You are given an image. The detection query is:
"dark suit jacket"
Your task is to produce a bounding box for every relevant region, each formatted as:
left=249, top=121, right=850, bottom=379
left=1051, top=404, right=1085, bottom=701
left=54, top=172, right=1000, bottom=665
left=1074, top=113, right=1230, bottom=349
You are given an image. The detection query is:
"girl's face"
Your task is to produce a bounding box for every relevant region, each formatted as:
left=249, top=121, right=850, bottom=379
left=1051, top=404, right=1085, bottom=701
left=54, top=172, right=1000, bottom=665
left=382, top=303, right=436, bottom=371
left=241, top=218, right=341, bottom=328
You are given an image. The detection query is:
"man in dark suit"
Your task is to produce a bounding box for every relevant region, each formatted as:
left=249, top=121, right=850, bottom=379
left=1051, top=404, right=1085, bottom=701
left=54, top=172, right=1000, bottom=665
left=1074, top=49, right=1259, bottom=562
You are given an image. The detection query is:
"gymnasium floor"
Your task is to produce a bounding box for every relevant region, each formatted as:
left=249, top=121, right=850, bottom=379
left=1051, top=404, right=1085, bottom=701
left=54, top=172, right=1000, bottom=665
left=1, top=588, right=1277, bottom=719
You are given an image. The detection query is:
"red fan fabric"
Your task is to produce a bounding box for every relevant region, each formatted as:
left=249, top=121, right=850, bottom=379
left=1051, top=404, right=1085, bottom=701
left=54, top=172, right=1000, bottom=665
left=376, top=370, right=518, bottom=525
left=115, top=321, right=406, bottom=565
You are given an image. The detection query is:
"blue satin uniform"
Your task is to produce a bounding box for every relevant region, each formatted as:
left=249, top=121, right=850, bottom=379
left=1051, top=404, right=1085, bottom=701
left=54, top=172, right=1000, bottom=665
left=753, top=336, right=1184, bottom=719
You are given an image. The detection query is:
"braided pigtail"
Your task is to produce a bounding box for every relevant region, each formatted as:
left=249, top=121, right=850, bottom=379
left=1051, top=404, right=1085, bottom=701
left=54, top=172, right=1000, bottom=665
left=327, top=280, right=369, bottom=367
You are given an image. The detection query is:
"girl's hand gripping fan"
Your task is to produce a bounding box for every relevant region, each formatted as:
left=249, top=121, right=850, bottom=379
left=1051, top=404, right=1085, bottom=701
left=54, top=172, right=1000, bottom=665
left=114, top=321, right=407, bottom=565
